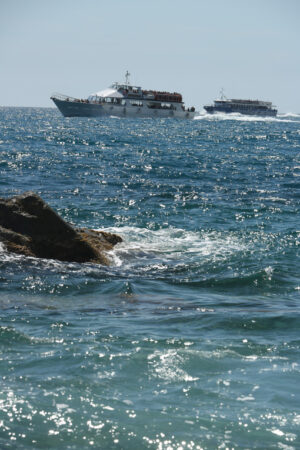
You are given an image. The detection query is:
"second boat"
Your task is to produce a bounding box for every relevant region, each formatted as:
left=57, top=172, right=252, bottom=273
left=204, top=90, right=277, bottom=117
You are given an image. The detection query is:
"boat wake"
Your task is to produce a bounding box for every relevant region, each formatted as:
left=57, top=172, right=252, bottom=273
left=278, top=112, right=300, bottom=118
left=194, top=111, right=300, bottom=123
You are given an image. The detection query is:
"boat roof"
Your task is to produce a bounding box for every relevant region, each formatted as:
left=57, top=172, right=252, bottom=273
left=88, top=72, right=183, bottom=101
left=90, top=88, right=124, bottom=98
left=215, top=98, right=273, bottom=106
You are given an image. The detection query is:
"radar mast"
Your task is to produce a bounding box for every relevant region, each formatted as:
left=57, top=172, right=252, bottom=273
left=125, top=71, right=131, bottom=87
left=219, top=88, right=227, bottom=100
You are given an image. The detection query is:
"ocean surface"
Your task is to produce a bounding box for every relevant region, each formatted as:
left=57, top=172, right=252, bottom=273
left=0, top=107, right=300, bottom=449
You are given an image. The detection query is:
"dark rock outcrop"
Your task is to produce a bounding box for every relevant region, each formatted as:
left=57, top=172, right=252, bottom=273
left=0, top=192, right=122, bottom=265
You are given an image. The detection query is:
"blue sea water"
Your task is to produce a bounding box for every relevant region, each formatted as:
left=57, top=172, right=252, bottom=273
left=0, top=107, right=300, bottom=449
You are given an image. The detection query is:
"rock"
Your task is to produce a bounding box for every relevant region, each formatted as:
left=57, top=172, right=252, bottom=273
left=0, top=192, right=122, bottom=265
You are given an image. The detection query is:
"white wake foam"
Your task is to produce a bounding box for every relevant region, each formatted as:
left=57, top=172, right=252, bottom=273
left=100, top=226, right=248, bottom=268
left=194, top=111, right=299, bottom=123
left=278, top=112, right=300, bottom=118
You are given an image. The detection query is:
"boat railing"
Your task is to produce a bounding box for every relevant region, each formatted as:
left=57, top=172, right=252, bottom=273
left=51, top=93, right=79, bottom=102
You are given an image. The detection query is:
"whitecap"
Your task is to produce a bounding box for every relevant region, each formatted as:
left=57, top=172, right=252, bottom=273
left=100, top=225, right=248, bottom=269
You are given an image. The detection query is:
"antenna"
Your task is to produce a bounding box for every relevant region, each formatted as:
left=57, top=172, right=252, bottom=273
left=125, top=71, right=131, bottom=86
left=220, top=88, right=226, bottom=100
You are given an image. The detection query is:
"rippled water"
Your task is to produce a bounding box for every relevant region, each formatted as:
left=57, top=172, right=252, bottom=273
left=0, top=107, right=300, bottom=449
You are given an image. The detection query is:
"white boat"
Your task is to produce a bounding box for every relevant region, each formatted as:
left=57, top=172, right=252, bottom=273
left=51, top=71, right=197, bottom=119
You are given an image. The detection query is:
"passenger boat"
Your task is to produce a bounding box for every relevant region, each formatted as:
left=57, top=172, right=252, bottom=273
left=51, top=72, right=196, bottom=119
left=204, top=90, right=277, bottom=117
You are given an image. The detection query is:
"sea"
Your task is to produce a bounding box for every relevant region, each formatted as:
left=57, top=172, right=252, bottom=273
left=0, top=107, right=300, bottom=449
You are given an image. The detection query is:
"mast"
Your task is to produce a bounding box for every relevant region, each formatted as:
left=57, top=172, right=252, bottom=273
left=125, top=70, right=131, bottom=87
left=219, top=88, right=226, bottom=100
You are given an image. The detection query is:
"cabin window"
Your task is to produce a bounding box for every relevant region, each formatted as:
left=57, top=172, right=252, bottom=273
left=147, top=102, right=160, bottom=109
left=130, top=100, right=143, bottom=107
left=161, top=103, right=172, bottom=110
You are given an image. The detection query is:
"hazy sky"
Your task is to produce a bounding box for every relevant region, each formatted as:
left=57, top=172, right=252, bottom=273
left=1, top=0, right=299, bottom=112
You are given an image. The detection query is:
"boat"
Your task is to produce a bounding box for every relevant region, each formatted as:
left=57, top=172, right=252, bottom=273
left=51, top=71, right=197, bottom=119
left=204, top=90, right=277, bottom=117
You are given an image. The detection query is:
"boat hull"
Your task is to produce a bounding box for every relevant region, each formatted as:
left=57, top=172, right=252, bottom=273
left=204, top=105, right=277, bottom=117
left=51, top=98, right=196, bottom=119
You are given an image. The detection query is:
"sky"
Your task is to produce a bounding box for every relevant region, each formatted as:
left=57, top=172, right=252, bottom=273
left=0, top=0, right=300, bottom=113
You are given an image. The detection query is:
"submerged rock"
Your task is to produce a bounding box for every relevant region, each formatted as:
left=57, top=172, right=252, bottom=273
left=0, top=192, right=122, bottom=265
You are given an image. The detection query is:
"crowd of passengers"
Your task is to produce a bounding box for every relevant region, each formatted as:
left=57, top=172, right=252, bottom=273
left=65, top=97, right=195, bottom=112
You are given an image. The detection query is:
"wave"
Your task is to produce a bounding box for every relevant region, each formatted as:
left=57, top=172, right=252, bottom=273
left=101, top=225, right=248, bottom=268
left=0, top=226, right=296, bottom=297
left=0, top=225, right=282, bottom=269
left=0, top=325, right=65, bottom=344
left=0, top=225, right=248, bottom=273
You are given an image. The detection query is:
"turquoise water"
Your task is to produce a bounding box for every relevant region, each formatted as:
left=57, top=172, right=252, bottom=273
left=0, top=107, right=300, bottom=449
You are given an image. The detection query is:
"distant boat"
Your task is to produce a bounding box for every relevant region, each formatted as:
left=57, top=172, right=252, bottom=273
left=51, top=71, right=197, bottom=119
left=204, top=90, right=277, bottom=117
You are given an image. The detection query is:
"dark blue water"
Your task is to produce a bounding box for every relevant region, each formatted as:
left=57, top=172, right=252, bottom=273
left=0, top=107, right=300, bottom=449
